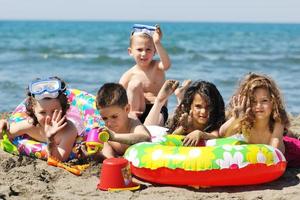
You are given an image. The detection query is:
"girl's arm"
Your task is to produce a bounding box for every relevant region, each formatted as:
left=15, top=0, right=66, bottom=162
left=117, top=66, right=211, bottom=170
left=9, top=120, right=43, bottom=140
left=219, top=116, right=241, bottom=137
left=152, top=26, right=171, bottom=71
left=44, top=110, right=75, bottom=161
left=269, top=122, right=285, bottom=153
left=48, top=123, right=78, bottom=161
left=182, top=129, right=219, bottom=146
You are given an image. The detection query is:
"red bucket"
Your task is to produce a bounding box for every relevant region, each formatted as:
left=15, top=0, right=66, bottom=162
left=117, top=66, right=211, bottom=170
left=97, top=158, right=140, bottom=191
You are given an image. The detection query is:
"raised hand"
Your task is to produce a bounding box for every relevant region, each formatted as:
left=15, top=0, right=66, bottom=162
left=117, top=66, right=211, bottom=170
left=44, top=110, right=67, bottom=140
left=180, top=110, right=193, bottom=131
left=232, top=95, right=250, bottom=119
left=105, top=128, right=116, bottom=141
left=172, top=110, right=193, bottom=135
left=152, top=24, right=162, bottom=44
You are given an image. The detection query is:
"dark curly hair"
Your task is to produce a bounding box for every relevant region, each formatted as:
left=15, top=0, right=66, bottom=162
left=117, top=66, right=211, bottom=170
left=167, top=80, right=225, bottom=133
left=25, top=77, right=69, bottom=126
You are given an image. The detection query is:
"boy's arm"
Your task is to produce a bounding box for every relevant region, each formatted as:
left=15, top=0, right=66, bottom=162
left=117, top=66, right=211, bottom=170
left=219, top=116, right=241, bottom=137
left=153, top=26, right=171, bottom=71
left=108, top=124, right=151, bottom=145
left=269, top=122, right=285, bottom=153
left=119, top=72, right=129, bottom=88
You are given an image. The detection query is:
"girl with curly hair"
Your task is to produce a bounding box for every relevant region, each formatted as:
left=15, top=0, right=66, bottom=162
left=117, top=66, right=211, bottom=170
left=220, top=72, right=300, bottom=167
left=145, top=79, right=225, bottom=147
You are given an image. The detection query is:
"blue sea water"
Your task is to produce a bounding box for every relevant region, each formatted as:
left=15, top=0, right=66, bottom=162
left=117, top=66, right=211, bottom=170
left=0, top=21, right=300, bottom=115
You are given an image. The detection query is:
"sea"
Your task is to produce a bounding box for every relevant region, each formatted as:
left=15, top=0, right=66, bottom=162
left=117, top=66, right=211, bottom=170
left=0, top=21, right=299, bottom=115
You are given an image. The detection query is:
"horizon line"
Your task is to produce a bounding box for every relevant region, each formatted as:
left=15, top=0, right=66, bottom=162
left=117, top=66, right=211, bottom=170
left=1, top=19, right=300, bottom=25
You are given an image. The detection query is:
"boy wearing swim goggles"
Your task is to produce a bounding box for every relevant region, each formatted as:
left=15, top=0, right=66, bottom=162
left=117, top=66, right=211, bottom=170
left=119, top=24, right=171, bottom=126
left=8, top=77, right=79, bottom=161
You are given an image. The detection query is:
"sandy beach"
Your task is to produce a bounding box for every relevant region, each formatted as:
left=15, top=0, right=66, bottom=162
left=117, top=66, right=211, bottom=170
left=0, top=114, right=300, bottom=200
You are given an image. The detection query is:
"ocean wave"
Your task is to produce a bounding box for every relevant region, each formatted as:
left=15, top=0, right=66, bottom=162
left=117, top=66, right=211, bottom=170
left=58, top=53, right=97, bottom=59
left=167, top=46, right=187, bottom=54
left=90, top=55, right=132, bottom=65
left=0, top=81, right=23, bottom=91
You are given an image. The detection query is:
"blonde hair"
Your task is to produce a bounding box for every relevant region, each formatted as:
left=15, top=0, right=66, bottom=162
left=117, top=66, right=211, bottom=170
left=129, top=33, right=152, bottom=47
left=227, top=72, right=290, bottom=135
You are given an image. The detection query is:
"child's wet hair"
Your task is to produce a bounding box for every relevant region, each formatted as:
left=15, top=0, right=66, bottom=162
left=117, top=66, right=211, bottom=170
left=96, top=83, right=128, bottom=109
left=228, top=72, right=290, bottom=133
left=25, top=76, right=69, bottom=126
left=167, top=80, right=225, bottom=133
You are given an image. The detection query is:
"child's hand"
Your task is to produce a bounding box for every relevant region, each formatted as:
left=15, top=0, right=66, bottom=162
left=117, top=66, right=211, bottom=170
left=106, top=128, right=116, bottom=141
left=75, top=142, right=89, bottom=158
left=232, top=95, right=250, bottom=119
left=152, top=24, right=162, bottom=44
left=44, top=110, right=67, bottom=139
left=0, top=119, right=9, bottom=132
left=183, top=130, right=203, bottom=146
left=178, top=111, right=193, bottom=132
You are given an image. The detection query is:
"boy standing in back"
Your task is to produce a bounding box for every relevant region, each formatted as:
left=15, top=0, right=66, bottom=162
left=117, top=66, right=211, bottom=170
left=119, top=24, right=171, bottom=126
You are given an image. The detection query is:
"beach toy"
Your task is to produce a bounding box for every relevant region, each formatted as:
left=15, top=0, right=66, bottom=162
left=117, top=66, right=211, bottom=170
left=0, top=130, right=19, bottom=155
left=97, top=158, right=140, bottom=191
left=85, top=127, right=110, bottom=155
left=8, top=88, right=105, bottom=161
left=124, top=134, right=287, bottom=187
left=47, top=156, right=82, bottom=176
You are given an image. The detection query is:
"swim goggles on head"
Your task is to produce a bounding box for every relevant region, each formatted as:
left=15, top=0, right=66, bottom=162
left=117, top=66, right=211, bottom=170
left=132, top=24, right=156, bottom=37
left=29, top=78, right=64, bottom=100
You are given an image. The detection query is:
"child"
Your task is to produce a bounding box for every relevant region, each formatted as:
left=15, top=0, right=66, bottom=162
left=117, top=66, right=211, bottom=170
left=145, top=80, right=225, bottom=147
left=119, top=24, right=171, bottom=125
left=7, top=77, right=80, bottom=161
left=96, top=83, right=151, bottom=158
left=219, top=72, right=300, bottom=167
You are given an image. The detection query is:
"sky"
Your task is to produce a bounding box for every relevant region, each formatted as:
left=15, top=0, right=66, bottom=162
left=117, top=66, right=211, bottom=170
left=0, top=0, right=300, bottom=23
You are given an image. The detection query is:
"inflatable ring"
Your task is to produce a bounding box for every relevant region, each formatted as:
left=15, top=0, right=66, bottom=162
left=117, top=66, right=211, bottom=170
left=124, top=135, right=287, bottom=186
left=8, top=89, right=104, bottom=160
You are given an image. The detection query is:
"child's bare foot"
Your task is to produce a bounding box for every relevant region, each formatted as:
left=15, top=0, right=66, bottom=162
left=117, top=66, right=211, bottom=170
left=175, top=80, right=192, bottom=104
left=156, top=80, right=179, bottom=104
